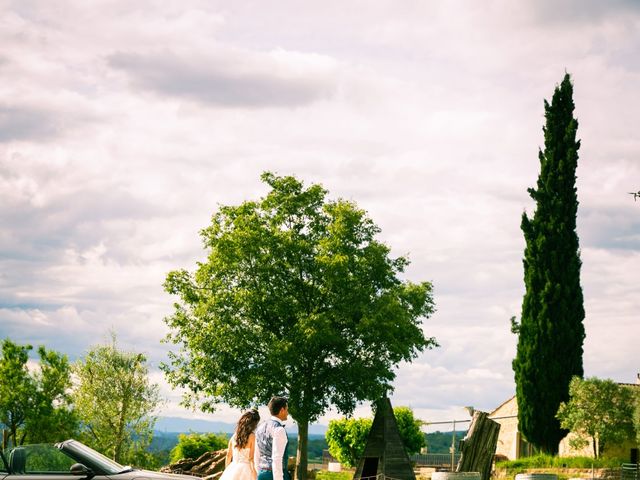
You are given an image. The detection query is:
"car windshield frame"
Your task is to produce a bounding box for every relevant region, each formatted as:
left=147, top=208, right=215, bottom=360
left=57, top=440, right=128, bottom=475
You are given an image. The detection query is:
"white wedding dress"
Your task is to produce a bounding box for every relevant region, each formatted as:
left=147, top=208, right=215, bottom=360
left=220, top=437, right=255, bottom=480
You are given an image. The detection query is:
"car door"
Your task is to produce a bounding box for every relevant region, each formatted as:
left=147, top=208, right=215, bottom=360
left=3, top=444, right=106, bottom=480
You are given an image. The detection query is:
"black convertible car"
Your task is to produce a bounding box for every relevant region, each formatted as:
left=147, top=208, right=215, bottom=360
left=0, top=440, right=194, bottom=480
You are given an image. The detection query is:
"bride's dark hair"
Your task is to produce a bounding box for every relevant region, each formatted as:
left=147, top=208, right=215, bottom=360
left=235, top=409, right=261, bottom=448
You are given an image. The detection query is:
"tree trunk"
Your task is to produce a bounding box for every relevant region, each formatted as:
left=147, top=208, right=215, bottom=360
left=295, top=419, right=308, bottom=480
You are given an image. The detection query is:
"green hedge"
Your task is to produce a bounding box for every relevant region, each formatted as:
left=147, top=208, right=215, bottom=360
left=496, top=454, right=624, bottom=470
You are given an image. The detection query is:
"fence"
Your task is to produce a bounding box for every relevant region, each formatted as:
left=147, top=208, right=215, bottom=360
left=410, top=453, right=462, bottom=469
left=621, top=463, right=639, bottom=480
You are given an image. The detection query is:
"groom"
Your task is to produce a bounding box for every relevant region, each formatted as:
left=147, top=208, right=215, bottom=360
left=255, top=396, right=290, bottom=480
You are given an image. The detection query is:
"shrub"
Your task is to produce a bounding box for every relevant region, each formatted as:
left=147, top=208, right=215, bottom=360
left=496, top=454, right=624, bottom=471
left=170, top=432, right=229, bottom=463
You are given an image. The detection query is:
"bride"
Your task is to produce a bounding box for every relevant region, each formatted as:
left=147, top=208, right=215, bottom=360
left=221, top=410, right=261, bottom=480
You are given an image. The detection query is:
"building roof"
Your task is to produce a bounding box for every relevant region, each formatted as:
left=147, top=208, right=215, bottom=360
left=489, top=395, right=515, bottom=416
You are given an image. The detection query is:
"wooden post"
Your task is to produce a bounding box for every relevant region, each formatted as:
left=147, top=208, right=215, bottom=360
left=456, top=411, right=500, bottom=480
left=450, top=420, right=456, bottom=472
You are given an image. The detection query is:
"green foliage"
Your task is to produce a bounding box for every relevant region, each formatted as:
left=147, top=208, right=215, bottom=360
left=15, top=444, right=76, bottom=472
left=325, top=407, right=425, bottom=466
left=495, top=453, right=623, bottom=470
left=326, top=417, right=372, bottom=467
left=0, top=339, right=77, bottom=447
left=635, top=389, right=640, bottom=447
left=514, top=73, right=585, bottom=454
left=306, top=436, right=328, bottom=462
left=392, top=406, right=426, bottom=455
left=73, top=334, right=162, bottom=465
left=315, top=472, right=352, bottom=480
left=25, top=346, right=78, bottom=444
left=556, top=376, right=635, bottom=458
left=286, top=435, right=327, bottom=463
left=162, top=172, right=437, bottom=479
left=424, top=430, right=466, bottom=454
left=0, top=340, right=34, bottom=446
left=169, top=432, right=229, bottom=463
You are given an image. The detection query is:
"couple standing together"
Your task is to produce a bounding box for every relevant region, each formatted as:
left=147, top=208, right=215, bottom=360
left=221, top=396, right=291, bottom=480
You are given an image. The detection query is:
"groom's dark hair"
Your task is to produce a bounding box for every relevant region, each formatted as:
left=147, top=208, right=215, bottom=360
left=268, top=396, right=288, bottom=415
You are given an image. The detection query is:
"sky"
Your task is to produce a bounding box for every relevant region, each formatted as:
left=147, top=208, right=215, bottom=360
left=1, top=0, right=639, bottom=432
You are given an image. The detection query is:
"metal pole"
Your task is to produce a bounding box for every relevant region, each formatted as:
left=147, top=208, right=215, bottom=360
left=451, top=419, right=456, bottom=472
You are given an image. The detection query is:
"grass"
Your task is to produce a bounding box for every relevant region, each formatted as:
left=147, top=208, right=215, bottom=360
left=314, top=471, right=353, bottom=480
left=496, top=453, right=625, bottom=470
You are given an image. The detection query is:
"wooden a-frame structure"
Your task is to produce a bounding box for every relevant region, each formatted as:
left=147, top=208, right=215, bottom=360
left=353, top=398, right=416, bottom=480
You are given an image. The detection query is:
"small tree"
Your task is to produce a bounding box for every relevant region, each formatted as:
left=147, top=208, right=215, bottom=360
left=557, top=376, right=635, bottom=458
left=326, top=417, right=372, bottom=467
left=170, top=432, right=229, bottom=463
left=393, top=406, right=426, bottom=454
left=163, top=173, right=437, bottom=480
left=73, top=335, right=162, bottom=465
left=0, top=339, right=77, bottom=447
left=325, top=407, right=425, bottom=466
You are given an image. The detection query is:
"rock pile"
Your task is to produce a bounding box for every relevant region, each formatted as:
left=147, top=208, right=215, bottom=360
left=160, top=449, right=228, bottom=480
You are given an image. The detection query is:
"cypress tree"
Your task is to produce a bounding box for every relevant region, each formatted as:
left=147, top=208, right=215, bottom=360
left=513, top=73, right=585, bottom=454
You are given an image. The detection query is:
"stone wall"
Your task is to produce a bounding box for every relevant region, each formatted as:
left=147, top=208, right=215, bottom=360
left=490, top=396, right=524, bottom=460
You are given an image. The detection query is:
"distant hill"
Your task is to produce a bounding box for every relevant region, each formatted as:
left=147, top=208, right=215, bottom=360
left=425, top=430, right=467, bottom=454
left=150, top=428, right=328, bottom=462
left=154, top=416, right=328, bottom=435
left=155, top=416, right=236, bottom=434
left=151, top=422, right=465, bottom=461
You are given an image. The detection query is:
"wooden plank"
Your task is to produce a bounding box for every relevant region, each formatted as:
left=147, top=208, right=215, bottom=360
left=456, top=411, right=501, bottom=480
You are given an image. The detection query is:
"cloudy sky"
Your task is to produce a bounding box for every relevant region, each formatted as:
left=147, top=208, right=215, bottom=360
left=1, top=0, right=639, bottom=430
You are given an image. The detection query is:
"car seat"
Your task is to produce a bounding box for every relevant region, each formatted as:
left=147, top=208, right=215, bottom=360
left=9, top=447, right=26, bottom=474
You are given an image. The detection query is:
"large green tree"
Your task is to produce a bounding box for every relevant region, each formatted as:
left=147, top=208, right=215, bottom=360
left=557, top=377, right=635, bottom=458
left=0, top=339, right=77, bottom=447
left=325, top=407, right=425, bottom=467
left=24, top=345, right=78, bottom=444
left=73, top=335, right=162, bottom=465
left=513, top=73, right=585, bottom=454
left=163, top=172, right=437, bottom=480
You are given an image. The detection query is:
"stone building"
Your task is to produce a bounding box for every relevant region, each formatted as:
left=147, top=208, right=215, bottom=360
left=489, top=396, right=533, bottom=460
left=490, top=375, right=640, bottom=460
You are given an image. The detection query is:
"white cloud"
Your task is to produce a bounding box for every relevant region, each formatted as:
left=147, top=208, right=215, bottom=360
left=1, top=0, right=639, bottom=428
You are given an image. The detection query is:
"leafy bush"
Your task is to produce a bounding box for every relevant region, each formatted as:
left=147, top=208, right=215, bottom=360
left=326, top=418, right=372, bottom=467
left=169, top=432, right=229, bottom=463
left=326, top=407, right=426, bottom=467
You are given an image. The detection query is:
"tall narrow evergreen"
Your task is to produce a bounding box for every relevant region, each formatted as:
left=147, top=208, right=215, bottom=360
left=513, top=73, right=585, bottom=454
